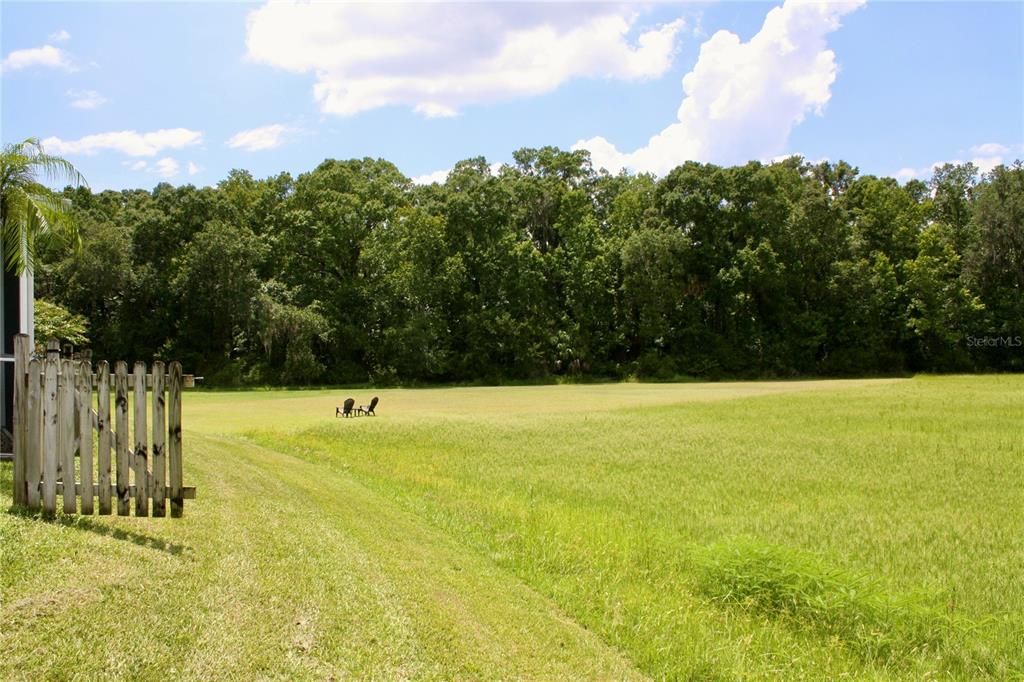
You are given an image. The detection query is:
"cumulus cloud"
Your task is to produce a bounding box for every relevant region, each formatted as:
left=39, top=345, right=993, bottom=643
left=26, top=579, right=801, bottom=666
left=894, top=144, right=1018, bottom=183
left=245, top=2, right=684, bottom=117
left=411, top=168, right=452, bottom=185
left=575, top=0, right=865, bottom=175
left=154, top=158, right=180, bottom=178
left=187, top=161, right=202, bottom=176
left=49, top=29, right=71, bottom=43
left=67, top=89, right=107, bottom=110
left=226, top=123, right=295, bottom=151
left=970, top=142, right=1009, bottom=157
left=121, top=157, right=185, bottom=178
left=41, top=128, right=203, bottom=157
left=2, top=44, right=77, bottom=73
left=411, top=161, right=505, bottom=185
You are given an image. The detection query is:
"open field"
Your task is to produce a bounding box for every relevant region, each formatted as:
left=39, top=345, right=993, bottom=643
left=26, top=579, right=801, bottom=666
left=2, top=376, right=1022, bottom=679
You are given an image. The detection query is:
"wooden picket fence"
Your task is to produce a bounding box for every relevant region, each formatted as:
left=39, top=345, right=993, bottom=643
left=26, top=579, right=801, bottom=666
left=9, top=335, right=195, bottom=517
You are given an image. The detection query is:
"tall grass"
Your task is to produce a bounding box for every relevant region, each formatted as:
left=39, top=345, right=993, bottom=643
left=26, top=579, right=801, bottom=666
left=248, top=375, right=1024, bottom=678
left=3, top=376, right=1022, bottom=679
left=691, top=537, right=992, bottom=673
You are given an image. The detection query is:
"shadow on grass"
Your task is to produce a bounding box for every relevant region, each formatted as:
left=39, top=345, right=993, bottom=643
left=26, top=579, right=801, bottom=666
left=3, top=464, right=190, bottom=557
left=5, top=502, right=192, bottom=557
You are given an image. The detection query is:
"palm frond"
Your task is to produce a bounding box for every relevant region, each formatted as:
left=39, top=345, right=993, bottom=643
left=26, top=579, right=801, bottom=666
left=3, top=138, right=88, bottom=189
left=0, top=136, right=87, bottom=273
left=33, top=153, right=88, bottom=188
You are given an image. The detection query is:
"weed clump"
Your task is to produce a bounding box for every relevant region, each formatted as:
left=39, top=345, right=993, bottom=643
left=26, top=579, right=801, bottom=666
left=692, top=537, right=994, bottom=674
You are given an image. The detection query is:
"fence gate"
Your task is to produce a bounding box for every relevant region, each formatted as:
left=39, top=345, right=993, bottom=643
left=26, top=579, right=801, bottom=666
left=9, top=335, right=195, bottom=517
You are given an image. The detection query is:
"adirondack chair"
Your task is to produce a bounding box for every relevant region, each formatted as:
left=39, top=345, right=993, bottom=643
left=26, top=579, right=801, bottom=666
left=357, top=396, right=379, bottom=416
left=336, top=398, right=355, bottom=418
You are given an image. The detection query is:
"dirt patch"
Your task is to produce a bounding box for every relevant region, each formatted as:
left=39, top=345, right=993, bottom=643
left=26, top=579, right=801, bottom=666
left=5, top=586, right=104, bottom=624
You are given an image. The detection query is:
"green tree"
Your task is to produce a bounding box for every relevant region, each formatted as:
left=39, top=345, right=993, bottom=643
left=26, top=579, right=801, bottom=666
left=170, top=220, right=265, bottom=379
left=903, top=224, right=984, bottom=369
left=965, top=162, right=1024, bottom=368
left=276, top=158, right=411, bottom=381
left=40, top=215, right=133, bottom=359
left=33, top=299, right=88, bottom=346
left=360, top=207, right=458, bottom=381
left=255, top=283, right=332, bottom=385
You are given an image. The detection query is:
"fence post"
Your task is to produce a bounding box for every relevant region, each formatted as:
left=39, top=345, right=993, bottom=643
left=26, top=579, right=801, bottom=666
left=115, top=362, right=129, bottom=516
left=42, top=341, right=60, bottom=514
left=26, top=358, right=41, bottom=509
left=12, top=334, right=29, bottom=505
left=78, top=361, right=94, bottom=515
left=97, top=361, right=112, bottom=515
left=168, top=362, right=183, bottom=518
left=133, top=361, right=149, bottom=517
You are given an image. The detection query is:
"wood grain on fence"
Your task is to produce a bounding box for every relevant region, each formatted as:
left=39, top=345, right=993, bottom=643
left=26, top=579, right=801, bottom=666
left=42, top=344, right=59, bottom=514
left=97, top=361, right=112, bottom=515
left=169, top=362, right=183, bottom=518
left=115, top=361, right=129, bottom=516
left=133, top=361, right=148, bottom=517
left=151, top=361, right=166, bottom=517
left=60, top=359, right=76, bottom=514
left=25, top=359, right=41, bottom=509
left=78, top=361, right=94, bottom=515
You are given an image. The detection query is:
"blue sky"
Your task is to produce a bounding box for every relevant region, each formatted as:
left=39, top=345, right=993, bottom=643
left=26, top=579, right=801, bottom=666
left=2, top=1, right=1021, bottom=190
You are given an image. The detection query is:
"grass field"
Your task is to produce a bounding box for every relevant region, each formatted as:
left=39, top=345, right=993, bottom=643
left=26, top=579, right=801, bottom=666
left=2, top=376, right=1022, bottom=679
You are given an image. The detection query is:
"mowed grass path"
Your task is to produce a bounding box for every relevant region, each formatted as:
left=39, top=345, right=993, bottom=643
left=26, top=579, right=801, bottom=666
left=2, top=377, right=1022, bottom=679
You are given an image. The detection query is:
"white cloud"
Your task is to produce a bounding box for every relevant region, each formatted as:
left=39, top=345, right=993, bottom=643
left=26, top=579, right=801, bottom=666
left=894, top=167, right=920, bottom=183
left=41, top=128, right=203, bottom=157
left=67, top=89, right=107, bottom=110
left=971, top=156, right=1005, bottom=175
left=412, top=168, right=452, bottom=185
left=226, top=123, right=294, bottom=151
left=970, top=142, right=1009, bottom=157
left=154, top=158, right=180, bottom=178
left=245, top=2, right=684, bottom=117
left=2, top=44, right=76, bottom=73
left=411, top=161, right=504, bottom=185
left=414, top=103, right=459, bottom=119
left=575, top=0, right=865, bottom=175
left=122, top=158, right=191, bottom=179
left=49, top=29, right=71, bottom=43
left=892, top=145, right=1017, bottom=183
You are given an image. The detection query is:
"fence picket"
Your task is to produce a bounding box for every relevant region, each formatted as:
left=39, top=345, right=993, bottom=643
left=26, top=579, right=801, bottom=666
left=97, top=362, right=112, bottom=515
left=60, top=360, right=76, bottom=514
left=78, top=362, right=94, bottom=514
left=26, top=359, right=42, bottom=508
left=169, top=362, right=183, bottom=518
left=115, top=362, right=130, bottom=516
left=42, top=346, right=59, bottom=514
left=133, top=361, right=149, bottom=517
left=151, top=362, right=166, bottom=517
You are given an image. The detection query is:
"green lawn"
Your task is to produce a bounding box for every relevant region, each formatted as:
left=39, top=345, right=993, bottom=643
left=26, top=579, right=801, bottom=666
left=2, top=377, right=1022, bottom=679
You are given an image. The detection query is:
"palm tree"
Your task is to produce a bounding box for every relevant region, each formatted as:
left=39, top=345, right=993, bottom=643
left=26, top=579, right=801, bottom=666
left=0, top=137, right=86, bottom=274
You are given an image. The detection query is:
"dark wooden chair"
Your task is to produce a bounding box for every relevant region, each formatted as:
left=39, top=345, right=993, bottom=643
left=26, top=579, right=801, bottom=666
left=357, top=396, right=379, bottom=416
left=336, top=398, right=355, bottom=418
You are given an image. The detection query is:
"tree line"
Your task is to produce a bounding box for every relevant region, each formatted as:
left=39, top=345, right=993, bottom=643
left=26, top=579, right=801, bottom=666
left=37, top=148, right=1023, bottom=385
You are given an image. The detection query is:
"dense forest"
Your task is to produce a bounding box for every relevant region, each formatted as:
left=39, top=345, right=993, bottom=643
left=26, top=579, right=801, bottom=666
left=37, top=148, right=1023, bottom=385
